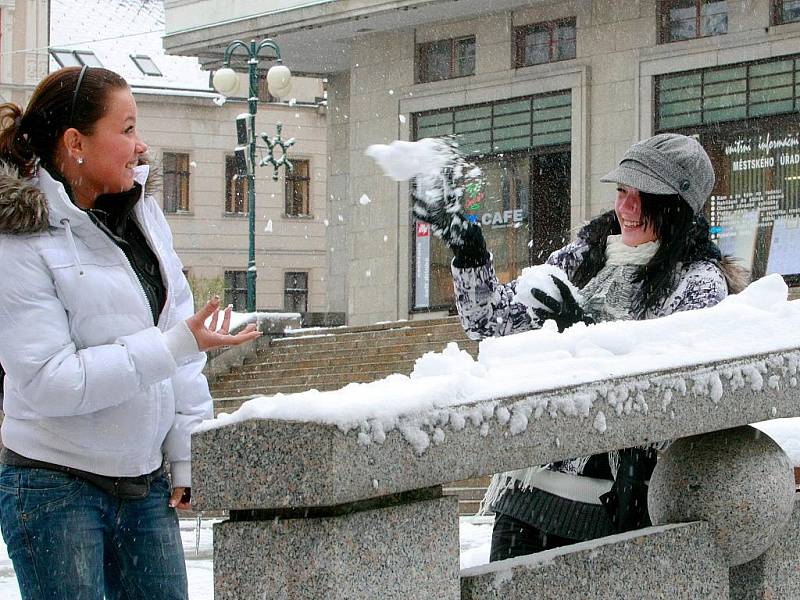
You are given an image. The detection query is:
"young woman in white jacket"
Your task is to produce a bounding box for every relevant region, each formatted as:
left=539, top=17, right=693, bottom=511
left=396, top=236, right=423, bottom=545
left=0, top=66, right=260, bottom=599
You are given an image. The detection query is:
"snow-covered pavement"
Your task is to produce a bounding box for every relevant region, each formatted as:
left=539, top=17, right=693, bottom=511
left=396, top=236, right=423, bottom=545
left=0, top=516, right=493, bottom=598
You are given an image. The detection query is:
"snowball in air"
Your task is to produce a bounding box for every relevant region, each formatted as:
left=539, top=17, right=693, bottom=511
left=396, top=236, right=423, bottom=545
left=365, top=138, right=454, bottom=182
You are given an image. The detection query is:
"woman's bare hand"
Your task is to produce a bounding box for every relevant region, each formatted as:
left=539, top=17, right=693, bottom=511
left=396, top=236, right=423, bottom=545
left=169, top=487, right=191, bottom=510
left=186, top=296, right=262, bottom=352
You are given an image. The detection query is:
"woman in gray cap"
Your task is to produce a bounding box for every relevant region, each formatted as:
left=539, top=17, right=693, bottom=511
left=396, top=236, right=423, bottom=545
left=412, top=133, right=748, bottom=560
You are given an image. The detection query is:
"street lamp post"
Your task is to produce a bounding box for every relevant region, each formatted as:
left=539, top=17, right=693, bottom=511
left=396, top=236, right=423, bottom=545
left=212, top=39, right=295, bottom=312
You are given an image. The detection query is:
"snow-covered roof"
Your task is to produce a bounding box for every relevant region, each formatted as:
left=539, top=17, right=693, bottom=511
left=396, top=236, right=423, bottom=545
left=49, top=0, right=211, bottom=93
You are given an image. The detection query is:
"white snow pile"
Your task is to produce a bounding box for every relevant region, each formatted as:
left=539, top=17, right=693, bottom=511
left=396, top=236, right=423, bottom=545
left=200, top=275, right=800, bottom=460
left=512, top=264, right=582, bottom=313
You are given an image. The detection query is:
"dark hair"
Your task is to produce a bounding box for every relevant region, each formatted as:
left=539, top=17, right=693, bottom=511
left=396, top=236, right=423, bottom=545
left=0, top=67, right=128, bottom=177
left=573, top=192, right=721, bottom=316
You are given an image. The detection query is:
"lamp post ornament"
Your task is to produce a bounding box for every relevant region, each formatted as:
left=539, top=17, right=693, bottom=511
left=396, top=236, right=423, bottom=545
left=213, top=39, right=295, bottom=312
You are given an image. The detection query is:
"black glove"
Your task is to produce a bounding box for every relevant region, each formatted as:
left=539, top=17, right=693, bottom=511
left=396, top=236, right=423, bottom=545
left=531, top=275, right=594, bottom=332
left=412, top=167, right=466, bottom=245
left=413, top=167, right=489, bottom=268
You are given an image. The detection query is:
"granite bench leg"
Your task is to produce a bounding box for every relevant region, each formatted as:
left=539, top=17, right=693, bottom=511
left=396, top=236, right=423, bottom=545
left=460, top=522, right=728, bottom=600
left=730, top=496, right=800, bottom=600
left=213, top=494, right=460, bottom=599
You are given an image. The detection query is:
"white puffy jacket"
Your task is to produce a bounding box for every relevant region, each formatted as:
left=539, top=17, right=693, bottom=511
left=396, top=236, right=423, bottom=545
left=0, top=164, right=211, bottom=488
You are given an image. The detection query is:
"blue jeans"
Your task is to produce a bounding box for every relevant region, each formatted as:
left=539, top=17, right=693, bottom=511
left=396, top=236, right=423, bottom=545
left=0, top=465, right=188, bottom=600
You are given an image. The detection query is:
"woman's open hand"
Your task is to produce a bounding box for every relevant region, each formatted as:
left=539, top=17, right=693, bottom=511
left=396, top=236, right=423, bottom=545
left=169, top=487, right=191, bottom=510
left=186, top=296, right=262, bottom=352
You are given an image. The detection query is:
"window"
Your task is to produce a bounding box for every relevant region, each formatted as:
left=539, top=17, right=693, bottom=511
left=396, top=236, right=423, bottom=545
left=51, top=50, right=81, bottom=67
left=656, top=56, right=800, bottom=130
left=414, top=91, right=572, bottom=155
left=224, top=271, right=247, bottom=312
left=773, top=0, right=800, bottom=24
left=660, top=0, right=728, bottom=43
left=75, top=51, right=103, bottom=67
left=416, top=36, right=475, bottom=83
left=225, top=154, right=248, bottom=214
left=163, top=152, right=190, bottom=213
left=50, top=49, right=104, bottom=67
left=130, top=55, right=162, bottom=76
left=515, top=19, right=576, bottom=67
left=284, top=272, right=308, bottom=313
left=285, top=159, right=310, bottom=216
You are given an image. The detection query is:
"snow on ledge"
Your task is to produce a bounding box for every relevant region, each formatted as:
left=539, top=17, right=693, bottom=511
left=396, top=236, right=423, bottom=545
left=198, top=275, right=800, bottom=459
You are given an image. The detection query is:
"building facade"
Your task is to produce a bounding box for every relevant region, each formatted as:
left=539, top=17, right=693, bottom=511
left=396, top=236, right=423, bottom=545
left=50, top=0, right=333, bottom=320
left=167, top=0, right=800, bottom=325
left=0, top=0, right=49, bottom=105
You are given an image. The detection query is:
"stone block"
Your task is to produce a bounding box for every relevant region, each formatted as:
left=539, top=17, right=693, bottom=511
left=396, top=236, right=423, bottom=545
left=649, top=426, right=795, bottom=566
left=192, top=349, right=800, bottom=511
left=461, top=522, right=728, bottom=599
left=730, top=496, right=800, bottom=599
left=213, top=495, right=460, bottom=600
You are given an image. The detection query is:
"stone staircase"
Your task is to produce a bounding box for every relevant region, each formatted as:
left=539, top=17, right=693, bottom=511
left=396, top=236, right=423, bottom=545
left=210, top=317, right=479, bottom=410
left=208, top=316, right=488, bottom=515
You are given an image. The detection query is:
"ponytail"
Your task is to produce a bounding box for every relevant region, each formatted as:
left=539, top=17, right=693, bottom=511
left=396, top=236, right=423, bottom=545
left=0, top=102, right=36, bottom=177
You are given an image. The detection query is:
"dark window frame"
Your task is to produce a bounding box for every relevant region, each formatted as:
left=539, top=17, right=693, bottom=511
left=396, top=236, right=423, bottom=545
left=284, top=271, right=309, bottom=313
left=659, top=0, right=728, bottom=43
left=163, top=152, right=191, bottom=214
left=654, top=54, right=800, bottom=131
left=224, top=270, right=248, bottom=312
left=285, top=159, right=311, bottom=217
left=224, top=154, right=248, bottom=215
left=413, top=90, right=572, bottom=156
left=416, top=35, right=476, bottom=84
left=772, top=0, right=800, bottom=24
left=514, top=18, right=577, bottom=68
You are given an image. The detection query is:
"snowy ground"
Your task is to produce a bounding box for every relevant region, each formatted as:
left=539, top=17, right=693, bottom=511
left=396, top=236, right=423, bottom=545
left=0, top=516, right=493, bottom=598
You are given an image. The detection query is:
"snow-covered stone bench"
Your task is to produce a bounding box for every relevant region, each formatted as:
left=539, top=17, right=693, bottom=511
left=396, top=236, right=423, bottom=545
left=192, top=276, right=800, bottom=599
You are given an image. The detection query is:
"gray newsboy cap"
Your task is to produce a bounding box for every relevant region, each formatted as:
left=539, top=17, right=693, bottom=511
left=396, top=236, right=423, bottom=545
left=600, top=133, right=715, bottom=214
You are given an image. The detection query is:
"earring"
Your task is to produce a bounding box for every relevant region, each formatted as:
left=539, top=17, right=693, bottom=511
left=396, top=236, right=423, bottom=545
left=76, top=156, right=84, bottom=165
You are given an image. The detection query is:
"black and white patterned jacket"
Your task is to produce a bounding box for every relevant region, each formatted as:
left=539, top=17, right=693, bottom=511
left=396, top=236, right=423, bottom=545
left=453, top=235, right=732, bottom=341
left=453, top=217, right=747, bottom=539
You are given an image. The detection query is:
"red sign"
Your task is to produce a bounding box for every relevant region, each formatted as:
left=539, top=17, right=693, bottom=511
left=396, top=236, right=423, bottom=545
left=416, top=222, right=430, bottom=237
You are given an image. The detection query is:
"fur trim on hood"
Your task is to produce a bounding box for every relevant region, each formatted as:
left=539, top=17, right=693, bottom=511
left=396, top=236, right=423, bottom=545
left=0, top=162, right=49, bottom=235
left=718, top=255, right=750, bottom=294
left=0, top=158, right=159, bottom=236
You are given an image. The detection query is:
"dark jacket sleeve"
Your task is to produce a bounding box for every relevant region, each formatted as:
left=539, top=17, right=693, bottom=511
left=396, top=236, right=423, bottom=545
left=599, top=446, right=659, bottom=532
